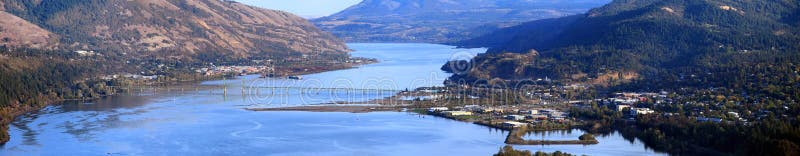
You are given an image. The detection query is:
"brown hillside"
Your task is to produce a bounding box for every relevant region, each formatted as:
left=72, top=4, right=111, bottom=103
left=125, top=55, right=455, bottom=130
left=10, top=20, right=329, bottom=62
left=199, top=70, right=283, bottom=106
left=1, top=0, right=349, bottom=59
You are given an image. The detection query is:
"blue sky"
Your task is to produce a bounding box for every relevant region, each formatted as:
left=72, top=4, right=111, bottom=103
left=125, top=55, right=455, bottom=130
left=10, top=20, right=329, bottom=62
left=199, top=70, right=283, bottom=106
left=237, top=0, right=363, bottom=18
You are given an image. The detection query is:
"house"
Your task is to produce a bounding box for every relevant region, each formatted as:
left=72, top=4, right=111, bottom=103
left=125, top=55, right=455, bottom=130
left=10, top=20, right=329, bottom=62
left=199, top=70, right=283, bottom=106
left=526, top=115, right=548, bottom=120
left=549, top=111, right=568, bottom=118
left=630, top=108, right=655, bottom=116
left=442, top=111, right=473, bottom=116
left=142, top=75, right=158, bottom=80
left=612, top=98, right=640, bottom=104
left=728, top=112, right=740, bottom=118
left=74, top=50, right=97, bottom=56
left=506, top=115, right=526, bottom=121
left=538, top=109, right=566, bottom=118
left=550, top=117, right=566, bottom=122
left=428, top=107, right=449, bottom=113
left=417, top=87, right=446, bottom=93
left=99, top=74, right=119, bottom=80
left=619, top=92, right=642, bottom=98
left=539, top=109, right=555, bottom=115
left=519, top=109, right=539, bottom=115
left=697, top=117, right=724, bottom=123
left=480, top=107, right=503, bottom=113
left=502, top=121, right=527, bottom=128
left=616, top=104, right=631, bottom=112
left=463, top=105, right=481, bottom=112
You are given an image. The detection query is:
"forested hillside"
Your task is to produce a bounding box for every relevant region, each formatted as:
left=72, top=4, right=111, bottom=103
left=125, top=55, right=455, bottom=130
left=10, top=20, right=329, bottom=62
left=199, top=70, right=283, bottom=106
left=0, top=47, right=120, bottom=144
left=446, top=0, right=800, bottom=155
left=450, top=0, right=799, bottom=85
left=459, top=0, right=799, bottom=53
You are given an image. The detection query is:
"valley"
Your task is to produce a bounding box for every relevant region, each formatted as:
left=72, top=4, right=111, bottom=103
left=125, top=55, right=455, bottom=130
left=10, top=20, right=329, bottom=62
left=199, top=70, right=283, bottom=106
left=0, top=0, right=799, bottom=155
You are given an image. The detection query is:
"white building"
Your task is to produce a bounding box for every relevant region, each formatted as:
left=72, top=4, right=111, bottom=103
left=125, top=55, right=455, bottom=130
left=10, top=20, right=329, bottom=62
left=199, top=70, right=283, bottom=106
left=74, top=50, right=96, bottom=56
left=549, top=111, right=568, bottom=118
left=728, top=112, right=740, bottom=118
left=506, top=115, right=526, bottom=121
left=428, top=107, right=449, bottom=113
left=631, top=108, right=655, bottom=116
left=442, top=111, right=473, bottom=116
left=480, top=107, right=503, bottom=113
left=502, top=121, right=527, bottom=128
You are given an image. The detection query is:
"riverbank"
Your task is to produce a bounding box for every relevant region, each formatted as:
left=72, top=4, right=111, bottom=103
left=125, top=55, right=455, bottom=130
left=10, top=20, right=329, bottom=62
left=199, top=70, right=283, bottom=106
left=0, top=57, right=379, bottom=145
left=247, top=103, right=601, bottom=146
left=248, top=98, right=600, bottom=146
left=427, top=110, right=598, bottom=146
left=269, top=57, right=378, bottom=77
left=0, top=97, right=62, bottom=144
left=243, top=83, right=607, bottom=147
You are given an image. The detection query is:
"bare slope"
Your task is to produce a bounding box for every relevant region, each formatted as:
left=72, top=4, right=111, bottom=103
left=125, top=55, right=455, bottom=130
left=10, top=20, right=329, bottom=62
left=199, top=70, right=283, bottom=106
left=1, top=0, right=349, bottom=60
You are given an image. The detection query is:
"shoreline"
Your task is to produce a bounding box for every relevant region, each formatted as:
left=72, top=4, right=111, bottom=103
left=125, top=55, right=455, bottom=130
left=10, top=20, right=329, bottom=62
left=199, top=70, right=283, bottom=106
left=247, top=103, right=600, bottom=146
left=242, top=81, right=604, bottom=146
left=0, top=58, right=379, bottom=144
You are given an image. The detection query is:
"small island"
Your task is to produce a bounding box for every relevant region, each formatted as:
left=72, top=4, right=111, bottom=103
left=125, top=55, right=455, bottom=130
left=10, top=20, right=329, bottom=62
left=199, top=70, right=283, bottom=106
left=505, top=126, right=598, bottom=145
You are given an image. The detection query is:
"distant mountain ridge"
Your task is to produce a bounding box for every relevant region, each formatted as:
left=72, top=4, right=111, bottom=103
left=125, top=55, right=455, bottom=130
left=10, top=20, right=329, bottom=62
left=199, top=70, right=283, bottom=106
left=457, top=0, right=800, bottom=53
left=312, top=0, right=611, bottom=43
left=0, top=0, right=349, bottom=61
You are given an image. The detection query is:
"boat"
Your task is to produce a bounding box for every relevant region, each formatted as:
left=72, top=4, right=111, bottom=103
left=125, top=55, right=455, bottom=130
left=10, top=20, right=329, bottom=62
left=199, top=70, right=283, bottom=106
left=287, top=76, right=303, bottom=80
left=259, top=73, right=275, bottom=78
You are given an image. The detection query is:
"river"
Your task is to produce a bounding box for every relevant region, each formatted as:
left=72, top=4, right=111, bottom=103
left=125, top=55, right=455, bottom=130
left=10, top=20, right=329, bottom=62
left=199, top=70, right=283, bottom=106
left=0, top=43, right=666, bottom=156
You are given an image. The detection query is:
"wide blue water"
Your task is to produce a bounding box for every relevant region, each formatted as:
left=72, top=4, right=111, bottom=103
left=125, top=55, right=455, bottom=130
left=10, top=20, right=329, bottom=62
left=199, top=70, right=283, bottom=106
left=0, top=43, right=665, bottom=156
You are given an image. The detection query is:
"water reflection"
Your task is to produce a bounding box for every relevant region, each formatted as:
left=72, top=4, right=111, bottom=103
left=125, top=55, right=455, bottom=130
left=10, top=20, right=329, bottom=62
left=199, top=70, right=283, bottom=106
left=9, top=114, right=39, bottom=147
left=60, top=96, right=150, bottom=112
left=518, top=129, right=666, bottom=155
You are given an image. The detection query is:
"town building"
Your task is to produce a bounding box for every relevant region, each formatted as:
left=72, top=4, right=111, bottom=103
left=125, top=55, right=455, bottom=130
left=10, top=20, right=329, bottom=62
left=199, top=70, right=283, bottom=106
left=519, top=109, right=539, bottom=115
left=616, top=104, right=631, bottom=112
left=728, top=112, right=740, bottom=118
left=502, top=121, right=527, bottom=128
left=480, top=107, right=503, bottom=113
left=442, top=111, right=473, bottom=116
left=697, top=117, right=724, bottom=123
left=527, top=115, right=548, bottom=120
left=506, top=115, right=526, bottom=121
left=549, top=111, right=568, bottom=118
left=428, top=107, right=449, bottom=113
left=631, top=108, right=655, bottom=116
